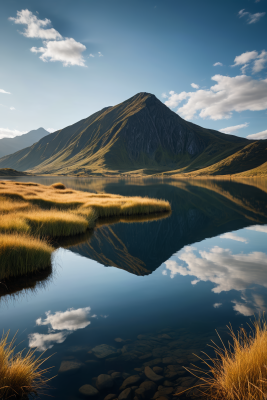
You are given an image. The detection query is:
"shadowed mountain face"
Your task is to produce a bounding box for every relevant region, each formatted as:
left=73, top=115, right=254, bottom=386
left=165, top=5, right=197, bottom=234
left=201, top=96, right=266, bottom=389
left=67, top=180, right=267, bottom=276
left=0, top=93, right=249, bottom=175
left=0, top=128, right=49, bottom=159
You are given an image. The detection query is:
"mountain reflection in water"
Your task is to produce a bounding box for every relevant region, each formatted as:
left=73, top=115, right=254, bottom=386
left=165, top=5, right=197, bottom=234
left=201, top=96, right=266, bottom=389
left=67, top=179, right=267, bottom=275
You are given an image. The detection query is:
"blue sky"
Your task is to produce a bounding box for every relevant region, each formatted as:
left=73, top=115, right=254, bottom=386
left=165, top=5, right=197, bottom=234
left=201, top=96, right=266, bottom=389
left=0, top=0, right=267, bottom=139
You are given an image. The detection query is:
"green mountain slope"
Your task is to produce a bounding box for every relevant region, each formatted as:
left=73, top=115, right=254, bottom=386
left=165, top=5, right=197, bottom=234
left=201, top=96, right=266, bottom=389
left=0, top=93, right=250, bottom=176
left=0, top=128, right=49, bottom=159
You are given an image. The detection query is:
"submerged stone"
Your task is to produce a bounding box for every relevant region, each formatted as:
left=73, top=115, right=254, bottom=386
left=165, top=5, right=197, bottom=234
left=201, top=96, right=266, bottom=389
left=118, top=388, right=132, bottom=400
left=92, top=344, right=118, bottom=358
left=96, top=374, right=114, bottom=390
left=120, top=375, right=141, bottom=389
left=58, top=361, right=83, bottom=373
left=144, top=366, right=164, bottom=383
left=104, top=394, right=117, bottom=400
left=79, top=385, right=99, bottom=397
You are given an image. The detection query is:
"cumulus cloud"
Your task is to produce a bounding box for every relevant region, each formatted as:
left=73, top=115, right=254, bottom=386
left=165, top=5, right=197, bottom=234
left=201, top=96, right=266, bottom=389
left=219, top=122, right=249, bottom=135
left=238, top=9, right=265, bottom=24
left=220, top=232, right=248, bottom=243
left=10, top=9, right=87, bottom=67
left=247, top=224, right=267, bottom=233
left=0, top=89, right=11, bottom=94
left=98, top=52, right=103, bottom=57
left=29, top=331, right=69, bottom=351
left=232, top=50, right=267, bottom=74
left=191, top=83, right=199, bottom=89
left=31, top=38, right=86, bottom=67
left=213, top=62, right=223, bottom=67
left=233, top=50, right=258, bottom=67
left=213, top=303, right=222, bottom=308
left=89, top=54, right=95, bottom=57
left=163, top=245, right=267, bottom=293
left=0, top=128, right=27, bottom=140
left=9, top=9, right=62, bottom=40
left=164, top=75, right=267, bottom=120
left=253, top=50, right=267, bottom=73
left=36, top=307, right=91, bottom=331
left=10, top=107, right=15, bottom=111
left=247, top=129, right=267, bottom=140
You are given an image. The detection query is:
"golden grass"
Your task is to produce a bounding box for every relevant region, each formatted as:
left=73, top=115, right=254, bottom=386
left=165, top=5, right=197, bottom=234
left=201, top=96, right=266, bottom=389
left=0, top=180, right=171, bottom=280
left=0, top=234, right=53, bottom=280
left=0, top=332, right=51, bottom=398
left=182, top=318, right=267, bottom=400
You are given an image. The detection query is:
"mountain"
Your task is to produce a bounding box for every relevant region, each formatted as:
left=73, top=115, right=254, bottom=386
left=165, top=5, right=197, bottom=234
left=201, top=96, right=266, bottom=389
left=0, top=128, right=49, bottom=159
left=0, top=93, right=264, bottom=176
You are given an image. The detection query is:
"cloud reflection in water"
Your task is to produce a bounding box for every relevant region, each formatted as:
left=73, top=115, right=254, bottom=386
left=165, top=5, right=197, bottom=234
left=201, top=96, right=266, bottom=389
left=29, top=307, right=93, bottom=351
left=163, top=242, right=267, bottom=316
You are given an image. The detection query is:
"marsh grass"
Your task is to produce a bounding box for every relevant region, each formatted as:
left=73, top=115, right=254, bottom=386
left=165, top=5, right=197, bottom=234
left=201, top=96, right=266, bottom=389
left=0, top=234, right=53, bottom=280
left=0, top=331, right=52, bottom=399
left=181, top=318, right=267, bottom=400
left=0, top=180, right=171, bottom=280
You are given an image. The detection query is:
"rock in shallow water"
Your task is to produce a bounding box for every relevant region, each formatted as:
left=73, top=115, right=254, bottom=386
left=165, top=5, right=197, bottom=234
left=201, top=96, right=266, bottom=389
left=144, top=366, right=164, bottom=383
left=104, top=394, right=117, bottom=400
left=92, top=344, right=119, bottom=358
left=120, top=375, right=141, bottom=390
left=79, top=385, right=99, bottom=397
left=96, top=374, right=113, bottom=390
left=118, top=388, right=132, bottom=400
left=58, top=361, right=83, bottom=373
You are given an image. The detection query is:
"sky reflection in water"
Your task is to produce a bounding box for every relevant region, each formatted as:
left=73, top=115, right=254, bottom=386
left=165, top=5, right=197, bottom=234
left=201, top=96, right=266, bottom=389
left=0, top=177, right=267, bottom=399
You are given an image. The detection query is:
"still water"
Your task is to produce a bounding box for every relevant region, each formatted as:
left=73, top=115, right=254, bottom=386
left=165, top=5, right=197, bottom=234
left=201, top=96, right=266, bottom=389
left=1, top=177, right=267, bottom=399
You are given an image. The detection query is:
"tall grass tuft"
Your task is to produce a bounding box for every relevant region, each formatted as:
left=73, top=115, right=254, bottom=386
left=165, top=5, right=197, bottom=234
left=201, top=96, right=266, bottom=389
left=0, top=234, right=53, bottom=280
left=182, top=318, right=267, bottom=400
left=0, top=332, right=52, bottom=399
left=51, top=182, right=66, bottom=189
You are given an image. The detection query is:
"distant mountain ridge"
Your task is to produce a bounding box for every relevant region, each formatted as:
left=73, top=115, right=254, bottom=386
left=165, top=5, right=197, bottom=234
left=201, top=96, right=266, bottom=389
left=0, top=128, right=49, bottom=159
left=0, top=93, right=266, bottom=176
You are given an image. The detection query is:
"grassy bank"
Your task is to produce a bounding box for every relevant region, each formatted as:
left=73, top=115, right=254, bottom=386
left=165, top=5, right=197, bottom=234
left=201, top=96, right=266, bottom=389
left=0, top=180, right=171, bottom=280
left=184, top=319, right=267, bottom=400
left=0, top=332, right=51, bottom=399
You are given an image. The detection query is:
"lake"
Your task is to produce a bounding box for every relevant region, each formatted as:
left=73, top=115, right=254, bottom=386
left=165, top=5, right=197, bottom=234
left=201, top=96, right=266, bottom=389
left=1, top=177, right=267, bottom=400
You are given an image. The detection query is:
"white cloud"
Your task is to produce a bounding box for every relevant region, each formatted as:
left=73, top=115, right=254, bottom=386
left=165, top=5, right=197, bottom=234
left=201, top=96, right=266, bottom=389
left=213, top=303, right=222, bottom=308
left=36, top=307, right=91, bottom=331
left=163, top=245, right=267, bottom=293
left=191, top=83, right=199, bottom=89
left=213, top=62, right=223, bottom=67
left=232, top=300, right=254, bottom=316
left=46, top=128, right=56, bottom=133
left=247, top=224, right=267, bottom=233
left=0, top=128, right=27, bottom=140
left=233, top=50, right=258, bottom=67
left=232, top=50, right=267, bottom=74
left=247, top=129, right=267, bottom=140
left=98, top=52, right=103, bottom=57
left=162, top=93, right=168, bottom=99
left=10, top=9, right=87, bottom=67
left=28, top=331, right=69, bottom=351
left=164, top=75, right=267, bottom=120
left=220, top=232, right=248, bottom=243
left=31, top=38, right=86, bottom=67
left=0, top=89, right=11, bottom=94
left=89, top=54, right=95, bottom=57
left=238, top=9, right=265, bottom=24
left=10, top=107, right=15, bottom=111
left=253, top=50, right=267, bottom=73
left=162, top=270, right=167, bottom=275
left=9, top=9, right=62, bottom=40
left=219, top=122, right=249, bottom=135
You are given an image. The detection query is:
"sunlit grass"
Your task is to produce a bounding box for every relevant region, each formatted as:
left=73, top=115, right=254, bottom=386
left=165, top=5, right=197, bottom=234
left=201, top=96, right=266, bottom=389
left=0, top=233, right=53, bottom=280
left=182, top=318, right=267, bottom=400
left=0, top=332, right=52, bottom=399
left=0, top=180, right=171, bottom=280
